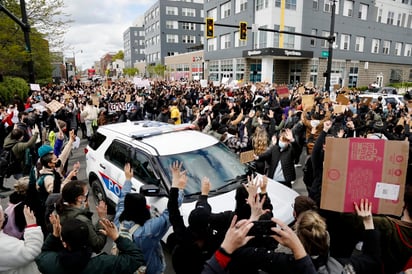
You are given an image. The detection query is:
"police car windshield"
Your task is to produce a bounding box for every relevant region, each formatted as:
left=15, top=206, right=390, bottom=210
left=158, top=142, right=247, bottom=196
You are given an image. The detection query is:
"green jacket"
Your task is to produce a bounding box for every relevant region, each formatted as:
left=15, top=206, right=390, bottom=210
left=36, top=234, right=144, bottom=274
left=59, top=206, right=107, bottom=253
left=3, top=132, right=38, bottom=161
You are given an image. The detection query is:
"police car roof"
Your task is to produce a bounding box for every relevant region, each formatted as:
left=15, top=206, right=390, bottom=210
left=99, top=120, right=219, bottom=155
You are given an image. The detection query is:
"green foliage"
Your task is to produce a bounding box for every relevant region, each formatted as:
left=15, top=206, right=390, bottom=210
left=0, top=0, right=70, bottom=83
left=112, top=50, right=124, bottom=60
left=123, top=68, right=139, bottom=77
left=357, top=86, right=369, bottom=91
left=0, top=76, right=29, bottom=104
left=388, top=82, right=412, bottom=89
left=147, top=64, right=166, bottom=78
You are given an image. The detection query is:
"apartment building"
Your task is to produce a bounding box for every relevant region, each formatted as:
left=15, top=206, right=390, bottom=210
left=143, top=0, right=205, bottom=66
left=203, top=0, right=412, bottom=88
left=123, top=25, right=146, bottom=68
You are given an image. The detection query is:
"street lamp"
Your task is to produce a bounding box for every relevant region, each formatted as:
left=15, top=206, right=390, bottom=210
left=325, top=0, right=337, bottom=93
left=72, top=49, right=83, bottom=79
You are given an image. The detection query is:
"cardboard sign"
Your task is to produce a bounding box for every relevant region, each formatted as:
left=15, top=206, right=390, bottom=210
left=359, top=96, right=372, bottom=106
left=333, top=104, right=346, bottom=114
left=240, top=150, right=255, bottom=164
left=277, top=87, right=289, bottom=98
left=45, top=100, right=64, bottom=113
left=302, top=94, right=315, bottom=110
left=298, top=86, right=305, bottom=94
left=333, top=84, right=340, bottom=91
left=125, top=94, right=131, bottom=103
left=321, top=138, right=408, bottom=215
left=91, top=95, right=99, bottom=106
left=200, top=79, right=208, bottom=88
left=336, top=94, right=350, bottom=106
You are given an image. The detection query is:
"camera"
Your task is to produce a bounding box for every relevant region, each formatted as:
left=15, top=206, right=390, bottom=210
left=247, top=220, right=278, bottom=237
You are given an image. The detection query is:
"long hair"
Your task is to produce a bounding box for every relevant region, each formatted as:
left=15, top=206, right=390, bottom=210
left=296, top=210, right=329, bottom=258
left=119, top=193, right=150, bottom=226
left=252, top=126, right=269, bottom=155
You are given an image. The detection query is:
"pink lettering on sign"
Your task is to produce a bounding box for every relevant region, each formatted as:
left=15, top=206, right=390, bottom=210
left=345, top=139, right=385, bottom=213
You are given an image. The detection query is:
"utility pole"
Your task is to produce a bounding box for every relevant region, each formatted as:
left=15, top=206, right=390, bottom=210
left=0, top=0, right=35, bottom=83
left=325, top=0, right=337, bottom=94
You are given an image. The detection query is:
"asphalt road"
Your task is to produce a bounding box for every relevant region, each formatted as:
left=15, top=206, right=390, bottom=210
left=0, top=138, right=308, bottom=274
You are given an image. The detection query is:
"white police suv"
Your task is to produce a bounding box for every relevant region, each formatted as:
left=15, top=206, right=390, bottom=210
left=85, top=120, right=298, bottom=225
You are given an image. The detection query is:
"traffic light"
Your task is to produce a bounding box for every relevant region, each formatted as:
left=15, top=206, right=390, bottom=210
left=206, top=18, right=214, bottom=38
left=239, top=22, right=247, bottom=40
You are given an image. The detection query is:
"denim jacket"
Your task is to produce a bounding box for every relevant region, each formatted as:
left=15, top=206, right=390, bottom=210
left=114, top=180, right=183, bottom=274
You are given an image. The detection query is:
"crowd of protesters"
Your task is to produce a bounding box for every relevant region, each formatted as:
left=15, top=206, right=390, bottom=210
left=0, top=77, right=411, bottom=273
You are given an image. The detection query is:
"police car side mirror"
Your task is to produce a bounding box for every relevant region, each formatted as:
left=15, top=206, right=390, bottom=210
left=140, top=184, right=162, bottom=197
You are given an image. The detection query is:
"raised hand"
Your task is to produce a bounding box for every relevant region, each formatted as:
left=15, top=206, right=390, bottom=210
left=23, top=205, right=36, bottom=226
left=354, top=198, right=374, bottom=230
left=201, top=177, right=211, bottom=195
left=49, top=213, right=61, bottom=238
left=124, top=163, right=133, bottom=180
left=99, top=218, right=119, bottom=241
left=220, top=215, right=254, bottom=254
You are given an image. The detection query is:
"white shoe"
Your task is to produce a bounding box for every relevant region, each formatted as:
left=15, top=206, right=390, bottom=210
left=294, top=164, right=302, bottom=168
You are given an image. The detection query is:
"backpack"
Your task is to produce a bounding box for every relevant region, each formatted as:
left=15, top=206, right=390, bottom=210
left=3, top=201, right=24, bottom=239
left=317, top=256, right=345, bottom=274
left=111, top=222, right=140, bottom=255
left=0, top=144, right=18, bottom=178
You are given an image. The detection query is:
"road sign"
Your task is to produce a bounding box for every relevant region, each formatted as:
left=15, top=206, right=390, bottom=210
left=321, top=51, right=329, bottom=58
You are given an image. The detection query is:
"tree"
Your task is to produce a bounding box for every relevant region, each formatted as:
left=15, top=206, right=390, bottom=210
left=0, top=76, right=30, bottom=105
left=147, top=64, right=166, bottom=78
left=112, top=50, right=124, bottom=61
left=0, top=0, right=71, bottom=82
left=123, top=68, right=139, bottom=77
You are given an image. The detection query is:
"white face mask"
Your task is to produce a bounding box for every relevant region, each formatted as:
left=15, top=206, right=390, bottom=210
left=278, top=140, right=288, bottom=150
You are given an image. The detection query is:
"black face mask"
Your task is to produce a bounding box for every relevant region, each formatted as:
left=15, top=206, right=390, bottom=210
left=22, top=117, right=30, bottom=124
left=55, top=159, right=62, bottom=168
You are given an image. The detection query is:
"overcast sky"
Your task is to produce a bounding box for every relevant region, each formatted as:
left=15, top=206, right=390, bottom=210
left=63, top=0, right=155, bottom=71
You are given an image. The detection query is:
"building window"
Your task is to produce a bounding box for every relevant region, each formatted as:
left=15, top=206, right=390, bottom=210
left=382, top=40, right=391, bottom=55
left=256, top=0, right=268, bottom=11
left=166, top=34, right=178, bottom=43
left=310, top=29, right=317, bottom=47
left=340, top=34, right=350, bottom=50
left=235, top=0, right=247, bottom=13
left=355, top=36, right=364, bottom=52
left=275, top=0, right=281, bottom=7
left=358, top=4, right=368, bottom=20
left=235, top=31, right=247, bottom=47
left=258, top=26, right=268, bottom=48
left=286, top=0, right=297, bottom=10
left=397, top=13, right=402, bottom=26
left=182, top=35, right=196, bottom=44
left=207, top=8, right=217, bottom=20
left=377, top=9, right=382, bottom=23
left=284, top=26, right=295, bottom=49
left=395, top=42, right=402, bottom=56
left=207, top=38, right=217, bottom=51
left=321, top=31, right=329, bottom=48
left=324, top=0, right=339, bottom=13
left=220, top=33, right=231, bottom=49
left=348, top=66, right=358, bottom=88
left=165, top=6, right=178, bottom=15
left=273, top=25, right=280, bottom=48
left=310, top=59, right=318, bottom=86
left=182, top=8, right=196, bottom=17
left=405, top=44, right=412, bottom=56
left=182, top=22, right=196, bottom=30
left=313, top=0, right=318, bottom=9
left=371, top=39, right=380, bottom=53
left=387, top=11, right=395, bottom=25
left=166, top=20, right=178, bottom=29
left=343, top=0, right=353, bottom=17
left=221, top=2, right=231, bottom=19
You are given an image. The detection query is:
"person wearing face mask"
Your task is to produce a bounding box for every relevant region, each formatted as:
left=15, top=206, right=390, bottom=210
left=1, top=126, right=40, bottom=191
left=254, top=128, right=299, bottom=188
left=55, top=180, right=107, bottom=253
left=31, top=130, right=77, bottom=234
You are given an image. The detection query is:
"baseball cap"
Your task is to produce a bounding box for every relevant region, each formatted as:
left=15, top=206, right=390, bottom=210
left=38, top=145, right=53, bottom=158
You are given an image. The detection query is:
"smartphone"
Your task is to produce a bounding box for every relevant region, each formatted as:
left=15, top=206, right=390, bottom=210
left=247, top=220, right=278, bottom=237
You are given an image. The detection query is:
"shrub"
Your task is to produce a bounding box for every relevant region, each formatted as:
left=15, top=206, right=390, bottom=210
left=0, top=76, right=29, bottom=105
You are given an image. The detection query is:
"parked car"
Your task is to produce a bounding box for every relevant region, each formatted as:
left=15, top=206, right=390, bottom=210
left=85, top=121, right=299, bottom=231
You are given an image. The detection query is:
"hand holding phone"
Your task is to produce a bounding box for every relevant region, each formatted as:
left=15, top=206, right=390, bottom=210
left=247, top=220, right=278, bottom=237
